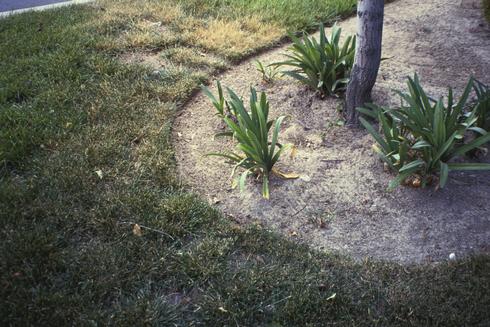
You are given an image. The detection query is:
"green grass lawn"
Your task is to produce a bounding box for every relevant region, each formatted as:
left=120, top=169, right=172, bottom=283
left=1, top=0, right=489, bottom=325
left=484, top=0, right=490, bottom=22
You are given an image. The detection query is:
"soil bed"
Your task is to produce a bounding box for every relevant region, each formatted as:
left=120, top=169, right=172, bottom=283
left=174, top=0, right=490, bottom=264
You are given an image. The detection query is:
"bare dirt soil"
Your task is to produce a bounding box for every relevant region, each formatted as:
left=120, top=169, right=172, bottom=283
left=173, top=0, right=490, bottom=264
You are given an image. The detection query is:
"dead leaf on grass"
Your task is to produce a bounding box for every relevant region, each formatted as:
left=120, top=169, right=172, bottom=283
left=95, top=169, right=104, bottom=179
left=132, top=223, right=143, bottom=236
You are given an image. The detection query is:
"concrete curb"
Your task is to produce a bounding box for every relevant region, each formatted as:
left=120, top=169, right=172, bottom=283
left=0, top=0, right=94, bottom=18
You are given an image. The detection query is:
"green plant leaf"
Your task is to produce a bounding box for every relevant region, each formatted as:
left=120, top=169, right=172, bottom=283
left=439, top=162, right=449, bottom=188
left=399, top=159, right=424, bottom=173
left=262, top=174, right=270, bottom=199
left=447, top=163, right=490, bottom=171
left=451, top=133, right=490, bottom=157
left=359, top=117, right=389, bottom=151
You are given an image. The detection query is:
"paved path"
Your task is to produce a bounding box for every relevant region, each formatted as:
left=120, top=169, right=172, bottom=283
left=0, top=0, right=70, bottom=12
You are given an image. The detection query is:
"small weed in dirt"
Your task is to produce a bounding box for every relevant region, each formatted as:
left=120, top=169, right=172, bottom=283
left=308, top=210, right=336, bottom=229
left=255, top=60, right=282, bottom=84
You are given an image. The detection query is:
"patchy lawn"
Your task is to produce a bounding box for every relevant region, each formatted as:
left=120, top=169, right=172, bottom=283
left=0, top=0, right=489, bottom=326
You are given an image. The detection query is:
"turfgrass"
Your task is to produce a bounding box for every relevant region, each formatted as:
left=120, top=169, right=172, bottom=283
left=0, top=0, right=489, bottom=326
left=484, top=0, right=490, bottom=22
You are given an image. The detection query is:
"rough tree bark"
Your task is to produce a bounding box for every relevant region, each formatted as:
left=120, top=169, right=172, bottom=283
left=345, top=0, right=384, bottom=127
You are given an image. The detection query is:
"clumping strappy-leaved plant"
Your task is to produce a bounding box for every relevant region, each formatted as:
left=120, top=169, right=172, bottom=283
left=202, top=82, right=296, bottom=199
left=273, top=23, right=356, bottom=96
left=359, top=74, right=490, bottom=190
left=472, top=78, right=490, bottom=131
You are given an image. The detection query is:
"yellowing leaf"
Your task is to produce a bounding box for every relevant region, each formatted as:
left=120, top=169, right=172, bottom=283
left=272, top=168, right=300, bottom=179
left=290, top=144, right=298, bottom=159
left=412, top=178, right=421, bottom=188
left=372, top=144, right=382, bottom=154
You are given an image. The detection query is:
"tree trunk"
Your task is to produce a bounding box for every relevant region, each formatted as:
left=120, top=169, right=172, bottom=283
left=345, top=0, right=384, bottom=127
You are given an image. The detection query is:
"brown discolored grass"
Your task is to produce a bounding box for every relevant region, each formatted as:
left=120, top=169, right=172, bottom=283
left=191, top=17, right=286, bottom=59
left=88, top=0, right=189, bottom=51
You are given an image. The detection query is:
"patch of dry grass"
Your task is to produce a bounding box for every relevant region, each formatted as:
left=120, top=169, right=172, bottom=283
left=92, top=0, right=285, bottom=59
left=161, top=47, right=227, bottom=70
left=96, top=0, right=187, bottom=25
left=89, top=0, right=189, bottom=51
left=190, top=17, right=285, bottom=59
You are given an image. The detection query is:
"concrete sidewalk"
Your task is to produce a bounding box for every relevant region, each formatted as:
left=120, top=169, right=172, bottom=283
left=0, top=0, right=70, bottom=12
left=0, top=0, right=93, bottom=17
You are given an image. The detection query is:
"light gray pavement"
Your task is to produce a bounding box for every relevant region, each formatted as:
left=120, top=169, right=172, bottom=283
left=0, top=0, right=70, bottom=12
left=0, top=0, right=93, bottom=17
